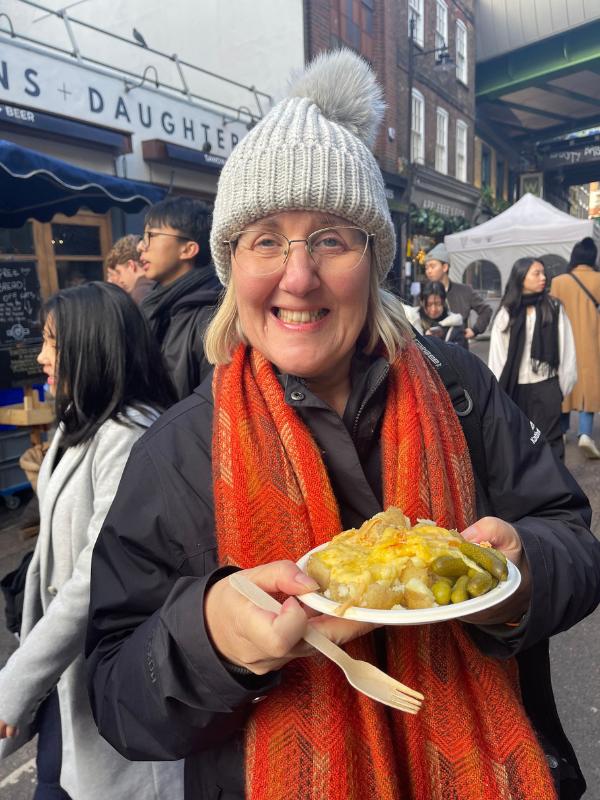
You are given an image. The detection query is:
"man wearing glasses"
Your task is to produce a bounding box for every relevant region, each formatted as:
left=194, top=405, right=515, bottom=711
left=138, top=196, right=221, bottom=399
left=424, top=243, right=492, bottom=348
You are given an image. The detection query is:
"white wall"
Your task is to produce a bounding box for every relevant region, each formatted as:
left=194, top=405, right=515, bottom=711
left=3, top=0, right=305, bottom=190
left=7, top=0, right=304, bottom=115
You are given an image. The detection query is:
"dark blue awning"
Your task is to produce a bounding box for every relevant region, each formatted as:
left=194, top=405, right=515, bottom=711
left=0, top=139, right=166, bottom=228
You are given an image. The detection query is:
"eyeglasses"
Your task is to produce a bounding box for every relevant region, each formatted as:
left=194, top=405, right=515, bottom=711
left=139, top=230, right=193, bottom=249
left=224, top=226, right=374, bottom=276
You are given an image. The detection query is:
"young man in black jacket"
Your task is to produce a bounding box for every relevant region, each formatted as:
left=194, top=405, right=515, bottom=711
left=424, top=243, right=492, bottom=345
left=138, top=196, right=221, bottom=399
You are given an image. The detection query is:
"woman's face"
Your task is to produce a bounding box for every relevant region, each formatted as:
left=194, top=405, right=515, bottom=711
left=37, top=316, right=57, bottom=396
left=232, top=210, right=371, bottom=385
left=422, top=294, right=444, bottom=320
left=522, top=261, right=546, bottom=294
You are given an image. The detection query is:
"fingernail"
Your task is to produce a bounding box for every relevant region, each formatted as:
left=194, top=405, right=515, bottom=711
left=295, top=573, right=319, bottom=590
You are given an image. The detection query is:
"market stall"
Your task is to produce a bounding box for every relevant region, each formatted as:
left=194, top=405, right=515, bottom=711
left=444, top=193, right=597, bottom=290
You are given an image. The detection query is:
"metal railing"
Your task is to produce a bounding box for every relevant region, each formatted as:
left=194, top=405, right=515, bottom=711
left=0, top=0, right=272, bottom=124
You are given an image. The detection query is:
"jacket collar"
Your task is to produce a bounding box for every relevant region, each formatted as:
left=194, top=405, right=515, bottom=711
left=37, top=408, right=158, bottom=514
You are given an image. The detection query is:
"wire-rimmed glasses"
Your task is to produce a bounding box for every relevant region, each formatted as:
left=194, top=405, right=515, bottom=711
left=224, top=226, right=374, bottom=276
left=138, top=230, right=193, bottom=249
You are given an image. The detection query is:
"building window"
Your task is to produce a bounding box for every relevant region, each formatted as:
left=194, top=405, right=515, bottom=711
left=435, top=107, right=448, bottom=174
left=496, top=158, right=505, bottom=200
left=456, top=120, right=468, bottom=182
left=456, top=20, right=468, bottom=84
left=408, top=0, right=424, bottom=47
left=435, top=0, right=448, bottom=51
left=411, top=89, right=425, bottom=165
left=481, top=144, right=492, bottom=188
left=339, top=0, right=375, bottom=58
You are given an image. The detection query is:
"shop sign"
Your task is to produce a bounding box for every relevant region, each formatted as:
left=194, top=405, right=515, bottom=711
left=0, top=39, right=247, bottom=158
left=543, top=145, right=600, bottom=170
left=0, top=262, right=43, bottom=389
left=420, top=198, right=467, bottom=218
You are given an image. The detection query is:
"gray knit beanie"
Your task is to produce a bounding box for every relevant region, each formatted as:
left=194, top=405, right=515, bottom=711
left=210, top=49, right=396, bottom=286
left=424, top=243, right=450, bottom=265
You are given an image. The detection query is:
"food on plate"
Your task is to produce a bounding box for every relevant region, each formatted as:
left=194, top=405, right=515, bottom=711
left=305, top=507, right=508, bottom=614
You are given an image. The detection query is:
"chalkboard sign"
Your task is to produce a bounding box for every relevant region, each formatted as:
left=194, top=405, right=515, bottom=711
left=0, top=261, right=43, bottom=389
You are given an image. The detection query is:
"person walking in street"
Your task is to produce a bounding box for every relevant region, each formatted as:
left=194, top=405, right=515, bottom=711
left=0, top=283, right=181, bottom=800
left=488, top=257, right=576, bottom=461
left=86, top=50, right=599, bottom=800
left=551, top=237, right=600, bottom=458
left=138, top=196, right=221, bottom=400
left=424, top=243, right=492, bottom=345
left=105, top=234, right=155, bottom=305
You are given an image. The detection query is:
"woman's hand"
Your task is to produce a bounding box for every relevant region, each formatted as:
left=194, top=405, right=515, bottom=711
left=458, top=516, right=531, bottom=626
left=0, top=720, right=18, bottom=739
left=205, top=560, right=376, bottom=675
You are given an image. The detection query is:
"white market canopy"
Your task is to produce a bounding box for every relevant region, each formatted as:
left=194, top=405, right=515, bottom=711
left=444, top=193, right=595, bottom=288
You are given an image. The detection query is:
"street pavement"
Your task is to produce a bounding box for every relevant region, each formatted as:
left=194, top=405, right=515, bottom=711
left=0, top=340, right=598, bottom=798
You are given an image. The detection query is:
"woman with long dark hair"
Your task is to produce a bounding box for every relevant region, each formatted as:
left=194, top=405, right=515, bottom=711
left=551, top=237, right=600, bottom=458
left=414, top=280, right=465, bottom=345
left=0, top=283, right=181, bottom=799
left=489, top=257, right=576, bottom=460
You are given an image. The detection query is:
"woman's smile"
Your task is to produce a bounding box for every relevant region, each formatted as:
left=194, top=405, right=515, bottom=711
left=273, top=307, right=330, bottom=326
left=234, top=210, right=371, bottom=389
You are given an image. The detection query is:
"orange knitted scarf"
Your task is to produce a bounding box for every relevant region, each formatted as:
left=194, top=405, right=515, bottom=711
left=212, top=343, right=556, bottom=800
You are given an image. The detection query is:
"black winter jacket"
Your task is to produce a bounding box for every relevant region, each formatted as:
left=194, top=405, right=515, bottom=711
left=141, top=266, right=221, bottom=400
left=86, top=342, right=599, bottom=800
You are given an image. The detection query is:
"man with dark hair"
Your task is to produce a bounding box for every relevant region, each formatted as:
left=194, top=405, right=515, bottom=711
left=138, top=196, right=221, bottom=399
left=424, top=243, right=492, bottom=347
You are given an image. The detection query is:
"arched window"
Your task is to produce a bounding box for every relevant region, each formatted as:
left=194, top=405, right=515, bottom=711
left=462, top=260, right=501, bottom=297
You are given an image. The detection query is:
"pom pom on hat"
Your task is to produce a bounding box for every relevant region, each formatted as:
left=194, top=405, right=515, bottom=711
left=210, top=48, right=396, bottom=286
left=287, top=49, right=385, bottom=148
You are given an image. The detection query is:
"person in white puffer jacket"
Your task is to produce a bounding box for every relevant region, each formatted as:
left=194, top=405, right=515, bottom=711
left=404, top=280, right=466, bottom=346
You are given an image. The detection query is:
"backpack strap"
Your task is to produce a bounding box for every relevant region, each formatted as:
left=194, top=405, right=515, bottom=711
left=411, top=329, right=493, bottom=516
left=567, top=272, right=600, bottom=313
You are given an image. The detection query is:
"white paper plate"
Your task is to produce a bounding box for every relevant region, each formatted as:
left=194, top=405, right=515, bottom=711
left=296, top=542, right=521, bottom=625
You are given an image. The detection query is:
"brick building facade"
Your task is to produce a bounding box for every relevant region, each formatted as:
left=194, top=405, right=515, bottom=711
left=304, top=0, right=481, bottom=281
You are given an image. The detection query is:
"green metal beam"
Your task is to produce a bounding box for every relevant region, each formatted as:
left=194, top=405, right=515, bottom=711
left=477, top=19, right=600, bottom=101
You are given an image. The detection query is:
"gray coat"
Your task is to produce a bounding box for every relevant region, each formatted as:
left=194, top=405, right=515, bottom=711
left=0, top=409, right=184, bottom=800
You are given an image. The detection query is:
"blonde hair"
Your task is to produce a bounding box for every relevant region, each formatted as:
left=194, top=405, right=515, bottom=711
left=203, top=266, right=412, bottom=365
left=105, top=234, right=141, bottom=270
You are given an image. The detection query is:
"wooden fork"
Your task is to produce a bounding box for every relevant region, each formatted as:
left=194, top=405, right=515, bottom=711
left=229, top=573, right=424, bottom=714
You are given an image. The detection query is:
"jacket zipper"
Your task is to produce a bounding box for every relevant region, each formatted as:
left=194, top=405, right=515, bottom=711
left=351, top=364, right=390, bottom=441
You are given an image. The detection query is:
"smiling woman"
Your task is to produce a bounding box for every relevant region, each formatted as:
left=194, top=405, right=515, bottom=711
left=86, top=49, right=600, bottom=800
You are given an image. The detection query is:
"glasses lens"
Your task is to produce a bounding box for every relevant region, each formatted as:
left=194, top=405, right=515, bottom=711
left=229, top=226, right=370, bottom=276
left=308, top=227, right=369, bottom=271
left=230, top=230, right=287, bottom=275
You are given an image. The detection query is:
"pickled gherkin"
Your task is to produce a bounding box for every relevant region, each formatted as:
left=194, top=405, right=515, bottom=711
left=430, top=555, right=468, bottom=578
left=467, top=571, right=493, bottom=597
left=450, top=575, right=469, bottom=604
left=458, top=541, right=508, bottom=582
left=431, top=580, right=452, bottom=605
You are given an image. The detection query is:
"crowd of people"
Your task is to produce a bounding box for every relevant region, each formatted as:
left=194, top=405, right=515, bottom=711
left=0, top=48, right=599, bottom=800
